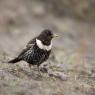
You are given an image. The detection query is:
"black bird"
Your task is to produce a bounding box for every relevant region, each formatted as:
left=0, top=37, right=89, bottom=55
left=8, top=29, right=58, bottom=73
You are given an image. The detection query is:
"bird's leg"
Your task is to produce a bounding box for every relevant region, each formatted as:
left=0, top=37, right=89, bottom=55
left=28, top=64, right=32, bottom=70
left=37, top=65, right=42, bottom=76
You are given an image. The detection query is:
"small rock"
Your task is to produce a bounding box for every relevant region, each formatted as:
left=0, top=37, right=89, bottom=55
left=48, top=71, right=68, bottom=81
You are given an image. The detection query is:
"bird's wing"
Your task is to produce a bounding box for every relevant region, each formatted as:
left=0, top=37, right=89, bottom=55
left=26, top=37, right=36, bottom=48
left=17, top=47, right=30, bottom=59
left=18, top=38, right=36, bottom=59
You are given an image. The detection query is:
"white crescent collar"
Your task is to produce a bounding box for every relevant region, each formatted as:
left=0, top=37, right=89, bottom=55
left=36, top=39, right=52, bottom=51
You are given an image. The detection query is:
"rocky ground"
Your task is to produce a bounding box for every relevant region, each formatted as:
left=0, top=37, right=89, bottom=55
left=0, top=0, right=95, bottom=95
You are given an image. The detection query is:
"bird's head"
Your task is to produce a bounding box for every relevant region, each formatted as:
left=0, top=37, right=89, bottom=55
left=37, top=29, right=58, bottom=45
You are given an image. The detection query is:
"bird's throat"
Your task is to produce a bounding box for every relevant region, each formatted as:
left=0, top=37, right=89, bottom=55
left=36, top=39, right=52, bottom=51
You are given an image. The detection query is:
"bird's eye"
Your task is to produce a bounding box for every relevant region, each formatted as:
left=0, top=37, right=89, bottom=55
left=47, top=32, right=52, bottom=36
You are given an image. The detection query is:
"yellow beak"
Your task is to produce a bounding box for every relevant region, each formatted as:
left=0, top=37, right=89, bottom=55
left=53, top=34, right=59, bottom=38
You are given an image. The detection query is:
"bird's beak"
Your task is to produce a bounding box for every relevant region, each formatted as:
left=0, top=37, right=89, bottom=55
left=53, top=34, right=59, bottom=38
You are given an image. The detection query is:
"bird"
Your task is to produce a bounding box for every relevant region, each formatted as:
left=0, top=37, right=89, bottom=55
left=8, top=29, right=58, bottom=74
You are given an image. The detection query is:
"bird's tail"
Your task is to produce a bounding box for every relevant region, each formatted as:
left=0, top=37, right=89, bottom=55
left=8, top=57, right=21, bottom=63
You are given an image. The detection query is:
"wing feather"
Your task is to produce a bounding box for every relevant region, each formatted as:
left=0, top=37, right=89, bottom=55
left=18, top=37, right=36, bottom=59
left=26, top=37, right=36, bottom=47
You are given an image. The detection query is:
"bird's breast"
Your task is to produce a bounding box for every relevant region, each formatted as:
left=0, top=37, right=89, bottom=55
left=24, top=45, right=51, bottom=64
left=34, top=46, right=51, bottom=61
